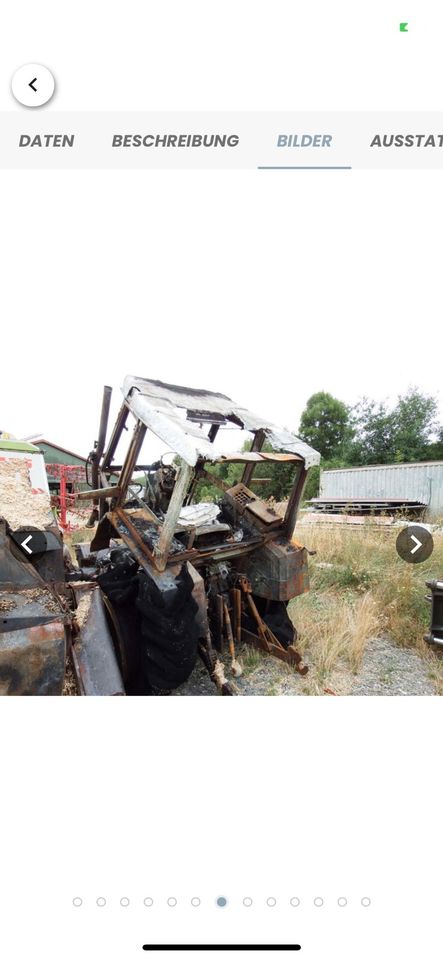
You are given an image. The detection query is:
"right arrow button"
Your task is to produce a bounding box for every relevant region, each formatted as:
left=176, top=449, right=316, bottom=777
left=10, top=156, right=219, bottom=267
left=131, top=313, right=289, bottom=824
left=396, top=524, right=434, bottom=564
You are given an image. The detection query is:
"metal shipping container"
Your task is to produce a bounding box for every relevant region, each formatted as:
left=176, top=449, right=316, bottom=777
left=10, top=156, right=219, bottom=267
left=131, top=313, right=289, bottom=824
left=320, top=461, right=443, bottom=517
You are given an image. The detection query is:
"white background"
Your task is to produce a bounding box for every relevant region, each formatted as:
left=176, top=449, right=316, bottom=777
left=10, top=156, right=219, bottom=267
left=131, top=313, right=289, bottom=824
left=1, top=168, right=441, bottom=453
left=0, top=1, right=442, bottom=112
left=0, top=3, right=442, bottom=958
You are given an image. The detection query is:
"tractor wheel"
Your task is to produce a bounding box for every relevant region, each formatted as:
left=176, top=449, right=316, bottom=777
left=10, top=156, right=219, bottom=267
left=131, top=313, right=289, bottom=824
left=136, top=566, right=200, bottom=693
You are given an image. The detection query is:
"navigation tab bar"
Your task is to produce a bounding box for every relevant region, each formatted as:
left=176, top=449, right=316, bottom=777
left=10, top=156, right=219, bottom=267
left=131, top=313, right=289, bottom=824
left=1, top=113, right=443, bottom=168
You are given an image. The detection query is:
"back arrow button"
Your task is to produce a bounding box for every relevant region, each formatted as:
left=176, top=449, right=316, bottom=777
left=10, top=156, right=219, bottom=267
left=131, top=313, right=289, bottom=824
left=11, top=63, right=55, bottom=107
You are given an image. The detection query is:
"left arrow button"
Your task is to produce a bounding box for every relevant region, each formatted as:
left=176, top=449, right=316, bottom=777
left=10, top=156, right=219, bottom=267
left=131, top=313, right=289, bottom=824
left=11, top=63, right=55, bottom=107
left=21, top=535, right=33, bottom=554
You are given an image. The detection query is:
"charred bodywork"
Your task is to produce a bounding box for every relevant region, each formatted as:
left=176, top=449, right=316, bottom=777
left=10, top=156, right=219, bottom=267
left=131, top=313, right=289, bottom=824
left=0, top=518, right=67, bottom=695
left=73, top=377, right=320, bottom=694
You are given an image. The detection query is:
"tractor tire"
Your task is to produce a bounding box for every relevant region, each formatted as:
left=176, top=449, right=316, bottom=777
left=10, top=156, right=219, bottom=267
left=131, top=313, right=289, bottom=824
left=136, top=567, right=200, bottom=692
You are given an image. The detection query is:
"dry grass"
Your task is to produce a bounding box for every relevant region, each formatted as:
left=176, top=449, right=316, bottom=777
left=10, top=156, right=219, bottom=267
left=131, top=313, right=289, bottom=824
left=290, top=521, right=443, bottom=692
left=295, top=589, right=380, bottom=687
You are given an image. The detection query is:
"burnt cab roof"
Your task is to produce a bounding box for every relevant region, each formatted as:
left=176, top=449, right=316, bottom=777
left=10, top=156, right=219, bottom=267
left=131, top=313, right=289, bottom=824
left=122, top=375, right=320, bottom=469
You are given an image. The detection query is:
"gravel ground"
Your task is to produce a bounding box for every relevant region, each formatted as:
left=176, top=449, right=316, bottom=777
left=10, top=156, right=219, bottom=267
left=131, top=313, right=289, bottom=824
left=170, top=649, right=308, bottom=696
left=171, top=637, right=438, bottom=697
left=350, top=636, right=436, bottom=696
left=61, top=638, right=437, bottom=697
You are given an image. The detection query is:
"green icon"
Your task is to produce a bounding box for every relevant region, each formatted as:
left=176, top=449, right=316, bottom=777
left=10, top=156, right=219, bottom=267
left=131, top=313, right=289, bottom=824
left=400, top=22, right=408, bottom=31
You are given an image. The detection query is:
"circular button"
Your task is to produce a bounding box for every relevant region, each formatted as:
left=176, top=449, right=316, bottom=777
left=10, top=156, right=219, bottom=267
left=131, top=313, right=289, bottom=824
left=396, top=524, right=434, bottom=564
left=11, top=529, right=47, bottom=555
left=11, top=64, right=55, bottom=107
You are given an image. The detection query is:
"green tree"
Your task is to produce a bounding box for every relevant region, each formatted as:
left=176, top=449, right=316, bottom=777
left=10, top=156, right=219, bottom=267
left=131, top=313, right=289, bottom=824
left=298, top=392, right=350, bottom=459
left=349, top=388, right=439, bottom=465
left=423, top=427, right=443, bottom=461
left=347, top=398, right=395, bottom=465
left=392, top=387, right=438, bottom=462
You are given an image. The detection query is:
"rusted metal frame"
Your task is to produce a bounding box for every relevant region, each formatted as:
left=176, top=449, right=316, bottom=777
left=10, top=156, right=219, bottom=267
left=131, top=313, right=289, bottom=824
left=245, top=592, right=275, bottom=653
left=111, top=505, right=199, bottom=570
left=112, top=505, right=161, bottom=554
left=222, top=452, right=301, bottom=463
left=198, top=639, right=234, bottom=695
left=87, top=385, right=112, bottom=523
left=233, top=588, right=242, bottom=646
left=239, top=573, right=282, bottom=650
left=99, top=463, right=161, bottom=472
left=91, top=385, right=112, bottom=486
left=183, top=461, right=226, bottom=504
left=237, top=575, right=307, bottom=674
left=191, top=536, right=264, bottom=567
left=208, top=423, right=220, bottom=443
left=284, top=465, right=308, bottom=540
left=153, top=460, right=194, bottom=572
left=109, top=507, right=158, bottom=574
left=242, top=429, right=266, bottom=487
left=186, top=528, right=196, bottom=550
left=101, top=402, right=130, bottom=471
left=184, top=479, right=198, bottom=506
left=77, top=486, right=122, bottom=500
left=200, top=467, right=230, bottom=494
left=217, top=594, right=225, bottom=650
left=114, top=421, right=147, bottom=507
left=241, top=625, right=306, bottom=672
left=223, top=600, right=236, bottom=661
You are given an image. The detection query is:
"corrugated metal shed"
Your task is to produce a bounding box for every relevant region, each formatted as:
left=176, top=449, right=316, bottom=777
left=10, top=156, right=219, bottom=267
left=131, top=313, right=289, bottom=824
left=320, top=461, right=443, bottom=517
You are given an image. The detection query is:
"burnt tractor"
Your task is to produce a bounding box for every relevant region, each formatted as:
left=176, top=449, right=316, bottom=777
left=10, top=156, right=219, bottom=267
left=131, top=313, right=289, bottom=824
left=0, top=378, right=320, bottom=695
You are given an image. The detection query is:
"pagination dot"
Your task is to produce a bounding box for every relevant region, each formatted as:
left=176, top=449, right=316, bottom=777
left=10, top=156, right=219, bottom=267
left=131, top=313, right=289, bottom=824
left=314, top=897, right=324, bottom=907
left=243, top=897, right=253, bottom=907
left=361, top=897, right=371, bottom=907
left=337, top=897, right=347, bottom=907
left=216, top=896, right=227, bottom=907
left=144, top=898, right=154, bottom=907
left=267, top=897, right=277, bottom=907
left=167, top=897, right=177, bottom=907
left=120, top=897, right=130, bottom=907
left=290, top=897, right=300, bottom=907
left=191, top=898, right=201, bottom=907
left=96, top=897, right=106, bottom=907
left=72, top=897, right=82, bottom=907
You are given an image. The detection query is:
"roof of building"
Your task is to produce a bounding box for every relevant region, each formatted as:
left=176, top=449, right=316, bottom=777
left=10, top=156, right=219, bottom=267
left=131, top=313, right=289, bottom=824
left=0, top=439, right=41, bottom=454
left=323, top=460, right=443, bottom=473
left=25, top=437, right=87, bottom=463
left=122, top=375, right=320, bottom=469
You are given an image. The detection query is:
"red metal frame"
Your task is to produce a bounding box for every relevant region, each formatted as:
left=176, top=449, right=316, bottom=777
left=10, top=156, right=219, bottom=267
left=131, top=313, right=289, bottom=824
left=46, top=463, right=86, bottom=531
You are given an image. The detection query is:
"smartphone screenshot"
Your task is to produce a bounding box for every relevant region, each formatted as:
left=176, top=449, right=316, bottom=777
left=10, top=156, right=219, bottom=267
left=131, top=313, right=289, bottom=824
left=0, top=3, right=442, bottom=957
